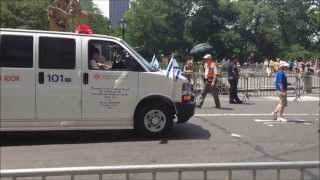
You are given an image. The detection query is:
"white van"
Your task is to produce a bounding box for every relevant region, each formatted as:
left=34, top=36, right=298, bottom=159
left=0, top=28, right=195, bottom=136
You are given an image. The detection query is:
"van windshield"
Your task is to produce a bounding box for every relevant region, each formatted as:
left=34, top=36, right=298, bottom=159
left=121, top=40, right=155, bottom=72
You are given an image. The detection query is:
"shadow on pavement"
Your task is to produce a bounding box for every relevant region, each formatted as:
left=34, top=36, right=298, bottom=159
left=242, top=102, right=255, bottom=105
left=0, top=123, right=210, bottom=147
left=218, top=107, right=234, bottom=110
left=197, top=107, right=234, bottom=110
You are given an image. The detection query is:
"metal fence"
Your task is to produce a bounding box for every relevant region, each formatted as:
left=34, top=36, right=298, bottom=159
left=1, top=161, right=319, bottom=180
left=191, top=73, right=320, bottom=97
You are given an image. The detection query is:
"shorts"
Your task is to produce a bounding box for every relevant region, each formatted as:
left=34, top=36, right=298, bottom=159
left=278, top=92, right=287, bottom=107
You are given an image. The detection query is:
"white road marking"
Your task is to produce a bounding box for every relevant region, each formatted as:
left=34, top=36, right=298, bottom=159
left=195, top=113, right=318, bottom=117
left=262, top=121, right=312, bottom=125
left=263, top=121, right=288, bottom=124
left=254, top=118, right=312, bottom=125
left=267, top=124, right=273, bottom=127
left=231, top=133, right=242, bottom=138
left=254, top=119, right=276, bottom=122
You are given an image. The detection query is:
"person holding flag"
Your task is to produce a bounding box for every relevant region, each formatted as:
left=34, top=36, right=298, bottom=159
left=166, top=55, right=182, bottom=81
left=151, top=54, right=160, bottom=71
left=197, top=54, right=221, bottom=108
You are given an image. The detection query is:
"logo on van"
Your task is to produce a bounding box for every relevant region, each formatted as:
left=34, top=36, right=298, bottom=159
left=93, top=74, right=128, bottom=80
left=93, top=74, right=110, bottom=80
left=94, top=74, right=102, bottom=80
left=0, top=75, right=20, bottom=82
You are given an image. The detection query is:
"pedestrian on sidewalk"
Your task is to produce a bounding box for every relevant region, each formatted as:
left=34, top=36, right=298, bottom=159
left=228, top=56, right=243, bottom=104
left=272, top=61, right=289, bottom=121
left=197, top=54, right=221, bottom=108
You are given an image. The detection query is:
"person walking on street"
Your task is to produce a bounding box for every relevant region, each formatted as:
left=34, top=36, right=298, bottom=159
left=272, top=61, right=289, bottom=121
left=228, top=56, right=243, bottom=104
left=197, top=54, right=221, bottom=108
left=183, top=56, right=194, bottom=83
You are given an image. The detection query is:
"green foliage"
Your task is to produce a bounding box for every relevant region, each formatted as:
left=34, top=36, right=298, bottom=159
left=88, top=15, right=111, bottom=35
left=125, top=0, right=194, bottom=56
left=0, top=0, right=111, bottom=34
left=125, top=0, right=319, bottom=61
left=282, top=44, right=320, bottom=59
left=0, top=0, right=51, bottom=30
left=236, top=0, right=282, bottom=59
left=1, top=0, right=318, bottom=60
left=282, top=44, right=311, bottom=59
left=79, top=0, right=111, bottom=35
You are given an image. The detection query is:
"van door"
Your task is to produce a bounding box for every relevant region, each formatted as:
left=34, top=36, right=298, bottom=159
left=36, top=35, right=81, bottom=121
left=0, top=34, right=36, bottom=121
left=82, top=38, right=142, bottom=128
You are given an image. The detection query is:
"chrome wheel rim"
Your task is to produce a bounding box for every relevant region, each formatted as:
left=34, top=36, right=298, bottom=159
left=144, top=110, right=166, bottom=133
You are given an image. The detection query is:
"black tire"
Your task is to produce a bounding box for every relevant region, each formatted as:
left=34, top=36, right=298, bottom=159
left=135, top=103, right=173, bottom=137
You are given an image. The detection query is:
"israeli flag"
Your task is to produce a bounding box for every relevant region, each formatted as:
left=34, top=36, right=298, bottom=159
left=150, top=54, right=160, bottom=71
left=166, top=56, right=182, bottom=80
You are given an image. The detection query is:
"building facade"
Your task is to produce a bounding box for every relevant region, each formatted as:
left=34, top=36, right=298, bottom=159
left=109, top=0, right=129, bottom=28
left=93, top=0, right=129, bottom=28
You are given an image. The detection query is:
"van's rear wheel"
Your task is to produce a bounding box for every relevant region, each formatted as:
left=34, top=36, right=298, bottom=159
left=135, top=104, right=173, bottom=137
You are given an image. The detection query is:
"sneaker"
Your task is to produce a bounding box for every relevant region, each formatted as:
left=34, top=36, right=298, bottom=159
left=271, top=111, right=277, bottom=120
left=277, top=117, right=287, bottom=122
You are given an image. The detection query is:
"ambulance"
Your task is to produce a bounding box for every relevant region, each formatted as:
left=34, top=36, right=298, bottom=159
left=0, top=28, right=195, bottom=136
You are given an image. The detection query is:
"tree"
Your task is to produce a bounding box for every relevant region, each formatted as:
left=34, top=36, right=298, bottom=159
left=230, top=0, right=282, bottom=60
left=125, top=0, right=194, bottom=57
left=79, top=0, right=111, bottom=35
left=267, top=0, right=320, bottom=58
left=282, top=44, right=312, bottom=59
left=0, top=0, right=51, bottom=30
left=122, top=0, right=318, bottom=60
left=0, top=0, right=111, bottom=34
left=185, top=0, right=237, bottom=58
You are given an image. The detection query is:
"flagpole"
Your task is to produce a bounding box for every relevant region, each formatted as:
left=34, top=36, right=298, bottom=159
left=172, top=55, right=174, bottom=80
left=172, top=55, right=176, bottom=101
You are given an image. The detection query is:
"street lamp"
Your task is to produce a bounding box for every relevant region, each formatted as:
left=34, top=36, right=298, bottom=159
left=120, top=18, right=127, bottom=40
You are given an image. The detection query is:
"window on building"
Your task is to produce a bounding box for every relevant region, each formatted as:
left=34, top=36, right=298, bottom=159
left=0, top=35, right=33, bottom=68
left=39, top=37, right=75, bottom=69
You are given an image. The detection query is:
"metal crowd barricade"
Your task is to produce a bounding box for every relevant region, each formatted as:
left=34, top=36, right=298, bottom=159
left=191, top=72, right=320, bottom=97
left=1, top=161, right=319, bottom=180
left=236, top=74, right=320, bottom=97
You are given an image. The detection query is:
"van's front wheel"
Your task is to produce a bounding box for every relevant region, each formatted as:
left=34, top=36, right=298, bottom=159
left=135, top=104, right=173, bottom=137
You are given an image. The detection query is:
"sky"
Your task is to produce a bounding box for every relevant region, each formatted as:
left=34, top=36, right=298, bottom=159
left=92, top=0, right=109, bottom=17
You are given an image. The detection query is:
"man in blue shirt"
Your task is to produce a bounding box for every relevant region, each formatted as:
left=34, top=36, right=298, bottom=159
left=272, top=61, right=289, bottom=121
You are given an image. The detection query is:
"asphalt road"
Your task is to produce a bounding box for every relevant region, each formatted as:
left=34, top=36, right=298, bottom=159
left=1, top=95, right=319, bottom=180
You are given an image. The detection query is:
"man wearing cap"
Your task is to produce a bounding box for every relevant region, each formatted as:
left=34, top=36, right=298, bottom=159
left=272, top=61, right=289, bottom=121
left=197, top=54, right=221, bottom=108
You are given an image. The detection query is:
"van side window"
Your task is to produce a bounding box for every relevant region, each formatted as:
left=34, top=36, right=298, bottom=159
left=0, top=35, right=33, bottom=68
left=88, top=40, right=144, bottom=72
left=39, top=37, right=75, bottom=69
